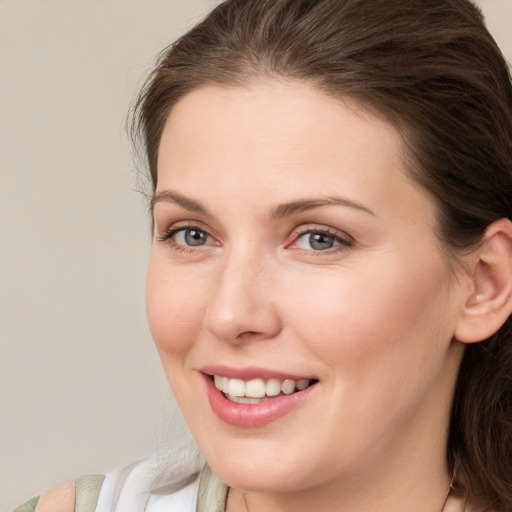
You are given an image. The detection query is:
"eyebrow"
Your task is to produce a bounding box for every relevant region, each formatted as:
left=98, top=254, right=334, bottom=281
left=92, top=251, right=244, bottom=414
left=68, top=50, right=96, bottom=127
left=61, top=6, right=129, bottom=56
left=270, top=196, right=376, bottom=218
left=151, top=189, right=375, bottom=218
left=151, top=190, right=211, bottom=216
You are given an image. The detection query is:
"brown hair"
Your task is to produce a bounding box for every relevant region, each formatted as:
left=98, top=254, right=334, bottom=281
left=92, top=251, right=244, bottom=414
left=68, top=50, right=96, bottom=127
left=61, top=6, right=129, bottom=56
left=132, top=0, right=512, bottom=509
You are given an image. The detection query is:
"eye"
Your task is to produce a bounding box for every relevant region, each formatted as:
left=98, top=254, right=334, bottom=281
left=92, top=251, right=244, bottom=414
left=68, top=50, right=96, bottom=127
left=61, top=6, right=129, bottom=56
left=174, top=228, right=210, bottom=247
left=291, top=228, right=352, bottom=252
left=156, top=225, right=217, bottom=250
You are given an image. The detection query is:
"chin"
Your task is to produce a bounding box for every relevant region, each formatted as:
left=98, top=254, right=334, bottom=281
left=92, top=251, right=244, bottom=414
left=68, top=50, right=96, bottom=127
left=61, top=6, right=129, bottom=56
left=195, top=431, right=327, bottom=493
left=211, top=459, right=311, bottom=494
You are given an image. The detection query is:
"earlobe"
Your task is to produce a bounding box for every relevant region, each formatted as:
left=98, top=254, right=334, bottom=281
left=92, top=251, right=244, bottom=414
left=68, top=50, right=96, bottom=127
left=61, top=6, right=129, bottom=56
left=455, top=218, right=512, bottom=344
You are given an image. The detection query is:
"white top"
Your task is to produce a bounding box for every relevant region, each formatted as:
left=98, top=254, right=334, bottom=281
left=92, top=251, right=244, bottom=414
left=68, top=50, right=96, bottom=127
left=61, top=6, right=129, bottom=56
left=94, top=439, right=207, bottom=512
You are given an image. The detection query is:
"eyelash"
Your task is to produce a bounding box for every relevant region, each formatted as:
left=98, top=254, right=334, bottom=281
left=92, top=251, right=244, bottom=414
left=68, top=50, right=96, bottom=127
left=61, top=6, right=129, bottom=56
left=156, top=224, right=353, bottom=255
left=156, top=224, right=216, bottom=254
left=290, top=226, right=353, bottom=254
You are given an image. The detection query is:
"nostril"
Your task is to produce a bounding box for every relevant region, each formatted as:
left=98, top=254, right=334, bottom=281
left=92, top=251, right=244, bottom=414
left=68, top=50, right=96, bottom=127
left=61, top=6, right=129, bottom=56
left=237, top=330, right=260, bottom=338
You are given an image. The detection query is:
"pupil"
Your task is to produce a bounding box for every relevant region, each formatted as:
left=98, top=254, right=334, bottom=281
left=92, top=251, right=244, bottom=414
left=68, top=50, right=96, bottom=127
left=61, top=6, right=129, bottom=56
left=185, top=229, right=206, bottom=246
left=309, top=233, right=334, bottom=250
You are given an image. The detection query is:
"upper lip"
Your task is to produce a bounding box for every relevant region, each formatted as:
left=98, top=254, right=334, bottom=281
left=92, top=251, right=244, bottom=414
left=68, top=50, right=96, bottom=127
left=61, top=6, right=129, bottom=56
left=200, top=364, right=316, bottom=381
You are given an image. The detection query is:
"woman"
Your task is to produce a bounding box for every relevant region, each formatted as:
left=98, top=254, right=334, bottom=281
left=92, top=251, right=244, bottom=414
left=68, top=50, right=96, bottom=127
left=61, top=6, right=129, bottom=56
left=15, top=0, right=512, bottom=511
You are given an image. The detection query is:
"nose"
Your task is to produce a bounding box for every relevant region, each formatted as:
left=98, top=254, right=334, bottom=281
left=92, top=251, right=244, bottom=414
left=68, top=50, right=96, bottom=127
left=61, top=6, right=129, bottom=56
left=203, top=253, right=282, bottom=345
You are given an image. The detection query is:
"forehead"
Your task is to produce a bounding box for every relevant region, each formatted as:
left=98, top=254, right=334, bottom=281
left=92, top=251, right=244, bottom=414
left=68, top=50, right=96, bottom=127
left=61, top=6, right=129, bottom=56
left=161, top=80, right=394, bottom=151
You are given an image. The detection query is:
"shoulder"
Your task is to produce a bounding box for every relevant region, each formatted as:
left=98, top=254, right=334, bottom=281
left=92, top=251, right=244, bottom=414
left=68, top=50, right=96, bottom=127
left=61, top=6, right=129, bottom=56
left=13, top=475, right=104, bottom=512
left=15, top=442, right=205, bottom=512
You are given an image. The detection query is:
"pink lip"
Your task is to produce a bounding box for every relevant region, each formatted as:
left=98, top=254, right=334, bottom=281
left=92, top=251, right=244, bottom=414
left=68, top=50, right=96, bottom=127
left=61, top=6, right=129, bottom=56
left=201, top=372, right=318, bottom=428
left=201, top=364, right=314, bottom=381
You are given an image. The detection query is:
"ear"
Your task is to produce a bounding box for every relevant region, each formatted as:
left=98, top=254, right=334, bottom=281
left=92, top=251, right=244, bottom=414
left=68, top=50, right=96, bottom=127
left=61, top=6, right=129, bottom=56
left=455, top=218, right=512, bottom=344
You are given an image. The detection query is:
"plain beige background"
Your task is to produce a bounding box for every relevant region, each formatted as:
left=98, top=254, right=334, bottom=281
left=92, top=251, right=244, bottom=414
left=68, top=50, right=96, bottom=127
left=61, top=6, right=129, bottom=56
left=1, top=0, right=511, bottom=510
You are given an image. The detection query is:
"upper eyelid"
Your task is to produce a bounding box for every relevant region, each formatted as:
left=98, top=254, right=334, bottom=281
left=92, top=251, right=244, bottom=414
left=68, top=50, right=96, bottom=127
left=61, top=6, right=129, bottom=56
left=291, top=224, right=353, bottom=241
left=161, top=225, right=211, bottom=240
left=157, top=220, right=213, bottom=237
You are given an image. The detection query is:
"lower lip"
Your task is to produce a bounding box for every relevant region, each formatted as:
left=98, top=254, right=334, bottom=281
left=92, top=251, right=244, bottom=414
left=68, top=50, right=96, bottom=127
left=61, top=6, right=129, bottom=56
left=203, top=374, right=317, bottom=428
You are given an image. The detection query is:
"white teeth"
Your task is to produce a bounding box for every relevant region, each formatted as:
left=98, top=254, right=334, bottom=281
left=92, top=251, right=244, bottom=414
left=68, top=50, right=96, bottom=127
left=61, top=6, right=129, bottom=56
left=246, top=378, right=266, bottom=398
left=227, top=395, right=265, bottom=404
left=281, top=379, right=296, bottom=395
left=221, top=376, right=230, bottom=394
left=227, top=378, right=245, bottom=397
left=265, top=378, right=281, bottom=397
left=213, top=375, right=312, bottom=399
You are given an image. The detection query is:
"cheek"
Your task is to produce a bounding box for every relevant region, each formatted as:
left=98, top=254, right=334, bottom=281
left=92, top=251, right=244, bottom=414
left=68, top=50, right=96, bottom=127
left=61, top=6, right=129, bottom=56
left=146, top=257, right=207, bottom=358
left=282, top=256, right=453, bottom=372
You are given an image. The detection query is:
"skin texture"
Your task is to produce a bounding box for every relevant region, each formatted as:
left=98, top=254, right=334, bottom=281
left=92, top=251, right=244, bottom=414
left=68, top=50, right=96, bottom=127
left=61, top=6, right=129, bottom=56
left=35, top=481, right=75, bottom=512
left=146, top=80, right=473, bottom=512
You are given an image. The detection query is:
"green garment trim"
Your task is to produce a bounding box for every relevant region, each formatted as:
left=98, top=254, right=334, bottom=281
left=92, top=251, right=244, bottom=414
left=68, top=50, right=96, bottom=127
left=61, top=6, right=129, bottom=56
left=196, top=464, right=229, bottom=512
left=75, top=475, right=105, bottom=512
left=12, top=496, right=39, bottom=512
left=12, top=474, right=105, bottom=512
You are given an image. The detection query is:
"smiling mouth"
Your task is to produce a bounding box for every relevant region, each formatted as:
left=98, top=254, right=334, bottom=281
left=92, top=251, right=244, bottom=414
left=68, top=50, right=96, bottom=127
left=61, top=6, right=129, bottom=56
left=212, top=375, right=318, bottom=404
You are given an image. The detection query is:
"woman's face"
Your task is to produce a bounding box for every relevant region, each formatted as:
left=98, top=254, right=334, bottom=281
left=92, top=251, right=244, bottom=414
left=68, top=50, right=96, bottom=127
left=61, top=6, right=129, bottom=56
left=147, top=80, right=465, bottom=496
